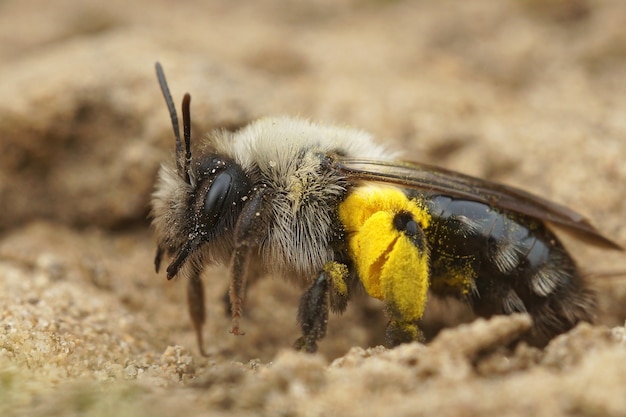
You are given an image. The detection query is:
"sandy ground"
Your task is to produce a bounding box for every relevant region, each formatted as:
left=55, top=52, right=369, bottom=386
left=1, top=0, right=625, bottom=416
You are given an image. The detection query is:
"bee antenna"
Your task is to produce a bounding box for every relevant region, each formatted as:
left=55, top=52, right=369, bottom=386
left=155, top=62, right=190, bottom=184
left=182, top=93, right=192, bottom=184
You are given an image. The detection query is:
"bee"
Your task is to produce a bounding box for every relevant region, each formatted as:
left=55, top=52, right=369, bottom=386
left=151, top=62, right=622, bottom=355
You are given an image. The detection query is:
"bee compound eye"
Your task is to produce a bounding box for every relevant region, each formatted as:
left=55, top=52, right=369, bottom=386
left=204, top=172, right=232, bottom=221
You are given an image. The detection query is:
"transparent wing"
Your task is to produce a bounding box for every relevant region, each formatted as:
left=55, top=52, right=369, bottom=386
left=332, top=157, right=622, bottom=250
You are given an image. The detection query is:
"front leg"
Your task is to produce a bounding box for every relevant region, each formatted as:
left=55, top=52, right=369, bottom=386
left=187, top=269, right=208, bottom=356
left=229, top=186, right=270, bottom=336
left=295, top=261, right=349, bottom=353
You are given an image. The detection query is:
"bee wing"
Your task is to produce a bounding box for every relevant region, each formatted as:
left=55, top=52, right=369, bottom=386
left=333, top=158, right=622, bottom=250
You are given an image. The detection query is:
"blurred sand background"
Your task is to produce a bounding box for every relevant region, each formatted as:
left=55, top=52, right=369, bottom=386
left=0, top=0, right=625, bottom=416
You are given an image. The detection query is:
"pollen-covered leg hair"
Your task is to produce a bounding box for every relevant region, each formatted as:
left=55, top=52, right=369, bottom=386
left=229, top=186, right=270, bottom=336
left=384, top=293, right=425, bottom=347
left=294, top=261, right=350, bottom=353
left=385, top=317, right=424, bottom=347
left=294, top=272, right=330, bottom=353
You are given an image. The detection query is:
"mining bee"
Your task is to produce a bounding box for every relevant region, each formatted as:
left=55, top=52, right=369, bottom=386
left=151, top=62, right=622, bottom=355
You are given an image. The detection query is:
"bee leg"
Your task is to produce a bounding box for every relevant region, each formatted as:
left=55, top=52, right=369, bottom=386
left=229, top=186, right=270, bottom=336
left=221, top=262, right=264, bottom=316
left=187, top=270, right=209, bottom=357
left=385, top=317, right=424, bottom=348
left=154, top=245, right=164, bottom=273
left=294, top=272, right=330, bottom=353
left=295, top=261, right=350, bottom=353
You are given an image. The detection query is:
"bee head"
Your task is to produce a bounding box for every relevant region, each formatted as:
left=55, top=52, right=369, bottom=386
left=154, top=63, right=252, bottom=279
left=192, top=155, right=252, bottom=239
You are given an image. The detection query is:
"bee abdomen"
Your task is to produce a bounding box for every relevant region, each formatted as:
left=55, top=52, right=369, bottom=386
left=422, top=195, right=595, bottom=345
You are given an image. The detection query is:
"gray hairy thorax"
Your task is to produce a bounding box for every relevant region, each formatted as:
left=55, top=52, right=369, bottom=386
left=219, top=117, right=394, bottom=278
left=253, top=148, right=348, bottom=277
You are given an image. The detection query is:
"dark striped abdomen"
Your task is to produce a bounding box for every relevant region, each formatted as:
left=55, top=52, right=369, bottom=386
left=419, top=194, right=595, bottom=346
